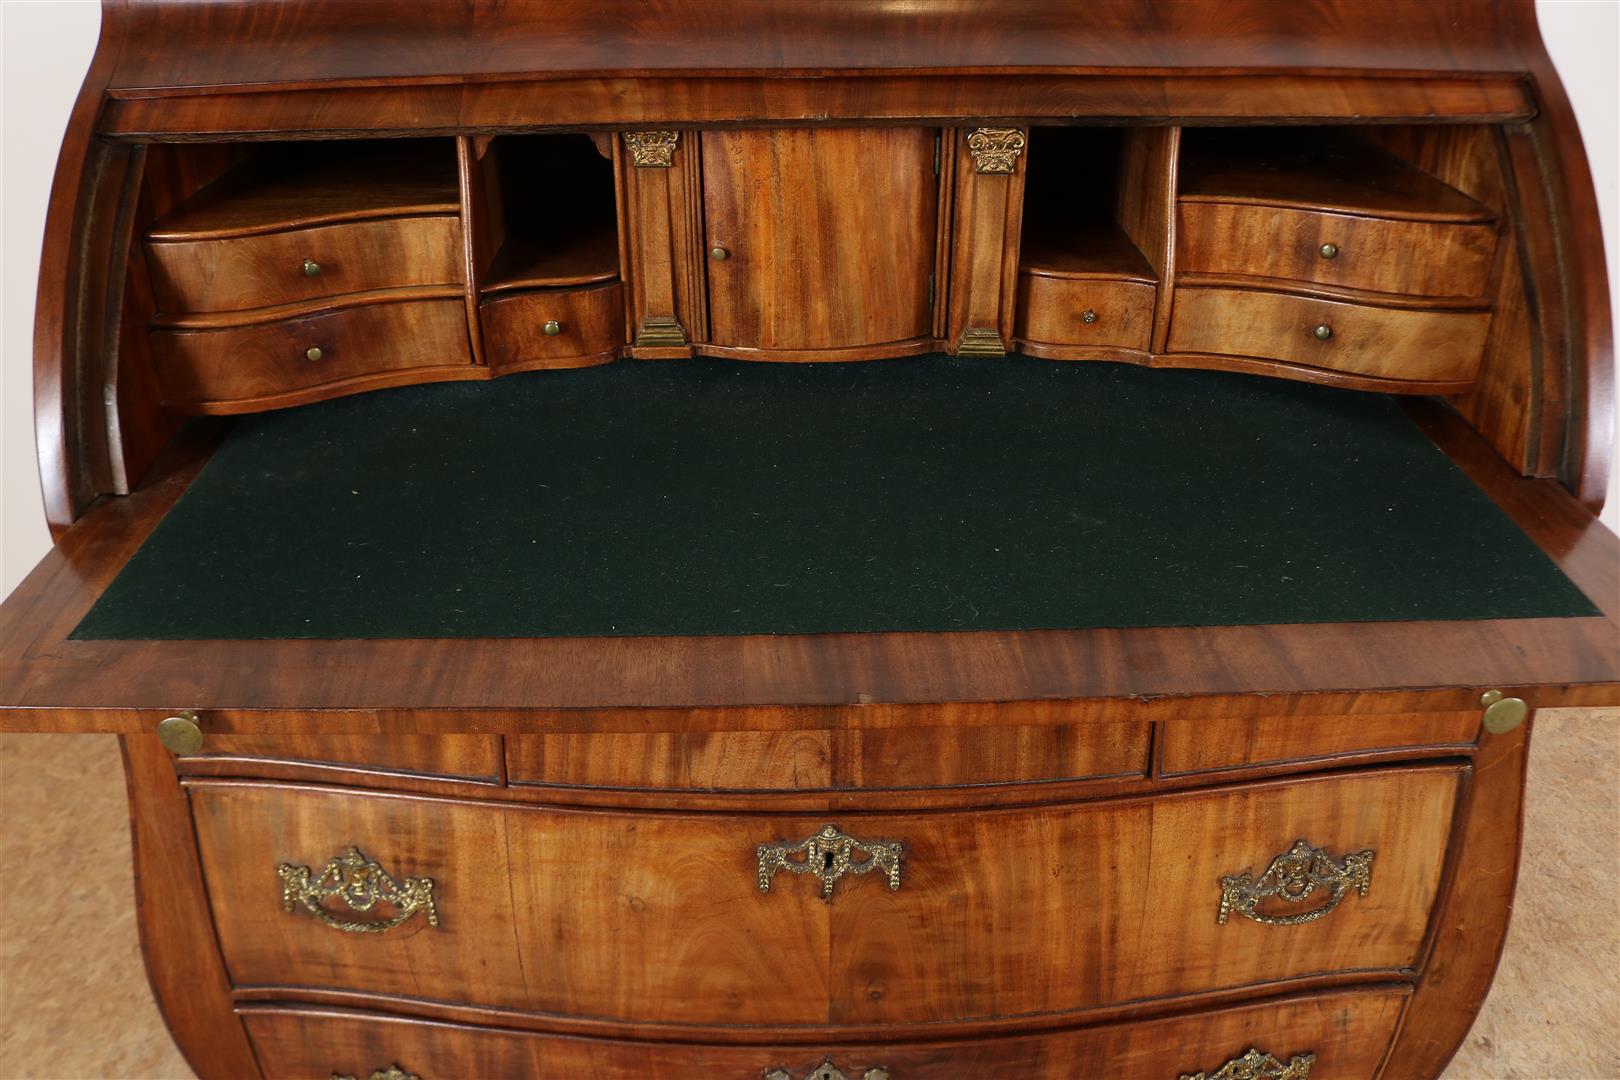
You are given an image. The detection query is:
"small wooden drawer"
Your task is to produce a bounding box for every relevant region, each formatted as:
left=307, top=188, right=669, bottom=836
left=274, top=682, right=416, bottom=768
left=1161, top=711, right=1481, bottom=776
left=191, top=764, right=1457, bottom=1028
left=1015, top=272, right=1155, bottom=351
left=172, top=734, right=503, bottom=785
left=152, top=296, right=471, bottom=411
left=243, top=987, right=1407, bottom=1079
left=146, top=215, right=465, bottom=315
left=1178, top=202, right=1497, bottom=301
left=480, top=281, right=625, bottom=372
left=506, top=721, right=1147, bottom=793
left=1166, top=286, right=1490, bottom=384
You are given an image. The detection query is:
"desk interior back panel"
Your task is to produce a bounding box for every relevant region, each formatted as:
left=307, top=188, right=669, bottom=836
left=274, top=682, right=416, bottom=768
left=73, top=355, right=1598, bottom=640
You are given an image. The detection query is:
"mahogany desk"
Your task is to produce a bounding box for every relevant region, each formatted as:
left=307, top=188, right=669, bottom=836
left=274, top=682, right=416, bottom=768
left=3, top=3, right=1617, bottom=1078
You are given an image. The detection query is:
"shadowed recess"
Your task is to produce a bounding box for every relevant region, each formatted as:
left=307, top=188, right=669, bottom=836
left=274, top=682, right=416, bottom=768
left=73, top=355, right=1598, bottom=639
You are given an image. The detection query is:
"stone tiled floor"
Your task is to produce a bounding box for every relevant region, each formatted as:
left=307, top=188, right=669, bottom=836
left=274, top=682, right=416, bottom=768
left=1, top=713, right=1615, bottom=1079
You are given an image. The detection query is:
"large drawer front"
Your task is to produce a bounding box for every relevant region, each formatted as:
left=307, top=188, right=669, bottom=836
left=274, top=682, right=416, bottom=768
left=191, top=765, right=1459, bottom=1029
left=1167, top=287, right=1490, bottom=384
left=146, top=215, right=464, bottom=315
left=245, top=988, right=1407, bottom=1079
left=1178, top=203, right=1496, bottom=300
left=153, top=297, right=471, bottom=409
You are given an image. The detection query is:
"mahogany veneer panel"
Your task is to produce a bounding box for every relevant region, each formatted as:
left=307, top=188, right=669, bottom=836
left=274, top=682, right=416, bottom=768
left=1167, top=288, right=1491, bottom=384
left=147, top=215, right=463, bottom=315
left=507, top=721, right=1148, bottom=792
left=173, top=734, right=503, bottom=784
left=242, top=988, right=1408, bottom=1080
left=702, top=128, right=937, bottom=352
left=1161, top=713, right=1481, bottom=776
left=190, top=766, right=1456, bottom=1028
left=480, top=282, right=625, bottom=372
left=152, top=295, right=472, bottom=412
left=1178, top=204, right=1498, bottom=302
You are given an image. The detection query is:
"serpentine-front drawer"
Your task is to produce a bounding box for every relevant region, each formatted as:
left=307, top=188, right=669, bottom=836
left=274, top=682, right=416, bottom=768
left=152, top=296, right=471, bottom=412
left=146, top=214, right=465, bottom=315
left=243, top=987, right=1407, bottom=1079
left=188, top=766, right=1459, bottom=1029
left=1177, top=202, right=1497, bottom=301
left=1167, top=287, right=1490, bottom=384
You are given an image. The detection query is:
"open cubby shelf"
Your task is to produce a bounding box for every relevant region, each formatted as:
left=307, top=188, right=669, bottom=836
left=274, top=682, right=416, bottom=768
left=475, top=133, right=620, bottom=294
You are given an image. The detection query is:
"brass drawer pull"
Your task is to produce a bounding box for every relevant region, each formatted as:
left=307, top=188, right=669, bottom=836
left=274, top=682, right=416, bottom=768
left=757, top=824, right=901, bottom=900
left=1311, top=324, right=1332, bottom=341
left=766, top=1063, right=890, bottom=1080
left=543, top=319, right=562, bottom=335
left=332, top=1068, right=420, bottom=1080
left=302, top=258, right=322, bottom=277
left=1319, top=242, right=1339, bottom=259
left=305, top=345, right=325, bottom=362
left=1180, top=1048, right=1315, bottom=1080
left=1080, top=308, right=1098, bottom=324
left=1218, top=839, right=1373, bottom=927
left=279, top=846, right=438, bottom=934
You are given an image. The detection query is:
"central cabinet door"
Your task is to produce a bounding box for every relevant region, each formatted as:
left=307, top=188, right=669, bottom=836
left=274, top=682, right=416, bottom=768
left=702, top=127, right=939, bottom=352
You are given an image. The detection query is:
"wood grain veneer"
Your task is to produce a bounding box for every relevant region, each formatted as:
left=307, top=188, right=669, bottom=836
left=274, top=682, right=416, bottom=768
left=152, top=294, right=472, bottom=412
left=702, top=128, right=937, bottom=352
left=241, top=988, right=1409, bottom=1080
left=146, top=215, right=463, bottom=315
left=189, top=766, right=1456, bottom=1030
left=480, top=282, right=625, bottom=373
left=1167, top=288, right=1492, bottom=384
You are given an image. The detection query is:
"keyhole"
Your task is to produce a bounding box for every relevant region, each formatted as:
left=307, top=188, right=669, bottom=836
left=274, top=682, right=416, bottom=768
left=823, top=851, right=835, bottom=872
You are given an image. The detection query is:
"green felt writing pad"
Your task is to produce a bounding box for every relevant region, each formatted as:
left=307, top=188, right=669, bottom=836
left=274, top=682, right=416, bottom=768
left=73, top=356, right=1598, bottom=640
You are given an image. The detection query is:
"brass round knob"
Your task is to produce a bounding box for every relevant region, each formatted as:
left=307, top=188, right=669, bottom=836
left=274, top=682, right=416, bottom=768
left=1312, top=325, right=1333, bottom=341
left=305, top=346, right=324, bottom=362
left=543, top=319, right=562, bottom=336
left=1080, top=309, right=1098, bottom=325
left=709, top=245, right=729, bottom=261
left=157, top=711, right=204, bottom=755
left=302, top=258, right=322, bottom=277
left=1481, top=689, right=1529, bottom=734
left=1319, top=243, right=1339, bottom=259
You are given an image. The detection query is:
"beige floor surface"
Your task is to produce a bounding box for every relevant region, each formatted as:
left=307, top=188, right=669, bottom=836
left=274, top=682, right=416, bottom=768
left=1, top=712, right=1616, bottom=1079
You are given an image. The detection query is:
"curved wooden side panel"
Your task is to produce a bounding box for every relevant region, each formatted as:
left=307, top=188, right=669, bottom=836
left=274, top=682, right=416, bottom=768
left=121, top=734, right=261, bottom=1079
left=1379, top=722, right=1529, bottom=1079
left=33, top=3, right=130, bottom=534
left=1513, top=1, right=1615, bottom=511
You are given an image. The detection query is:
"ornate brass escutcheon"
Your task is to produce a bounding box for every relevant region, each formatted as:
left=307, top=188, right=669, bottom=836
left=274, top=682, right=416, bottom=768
left=757, top=824, right=902, bottom=900
left=1179, top=1048, right=1316, bottom=1080
left=764, top=1063, right=890, bottom=1080
left=279, top=846, right=438, bottom=934
left=1217, top=839, right=1373, bottom=927
left=331, top=1068, right=421, bottom=1080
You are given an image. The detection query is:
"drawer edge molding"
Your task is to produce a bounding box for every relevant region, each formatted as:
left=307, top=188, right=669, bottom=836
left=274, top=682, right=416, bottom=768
left=279, top=846, right=440, bottom=934
left=1218, top=840, right=1374, bottom=927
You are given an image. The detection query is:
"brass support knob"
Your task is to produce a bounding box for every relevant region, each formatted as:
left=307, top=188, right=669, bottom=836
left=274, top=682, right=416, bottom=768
left=1319, top=243, right=1339, bottom=259
left=1312, top=325, right=1333, bottom=341
left=157, top=710, right=204, bottom=755
left=305, top=346, right=325, bottom=362
left=1080, top=309, right=1098, bottom=324
left=302, top=258, right=322, bottom=277
left=709, top=245, right=729, bottom=261
left=1481, top=689, right=1529, bottom=734
left=543, top=319, right=562, bottom=336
